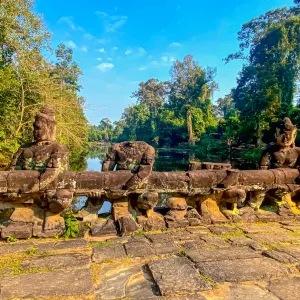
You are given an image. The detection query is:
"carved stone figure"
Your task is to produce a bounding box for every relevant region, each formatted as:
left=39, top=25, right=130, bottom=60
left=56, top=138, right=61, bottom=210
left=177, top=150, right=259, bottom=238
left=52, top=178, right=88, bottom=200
left=102, top=141, right=155, bottom=189
left=9, top=105, right=72, bottom=217
left=260, top=118, right=300, bottom=169
left=165, top=197, right=189, bottom=228
left=134, top=192, right=165, bottom=231
left=101, top=141, right=156, bottom=234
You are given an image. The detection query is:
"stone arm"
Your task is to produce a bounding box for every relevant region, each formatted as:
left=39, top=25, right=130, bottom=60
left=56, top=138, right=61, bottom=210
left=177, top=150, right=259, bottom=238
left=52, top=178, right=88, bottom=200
left=39, top=145, right=68, bottom=190
left=102, top=145, right=117, bottom=172
left=124, top=145, right=155, bottom=190
left=8, top=148, right=24, bottom=170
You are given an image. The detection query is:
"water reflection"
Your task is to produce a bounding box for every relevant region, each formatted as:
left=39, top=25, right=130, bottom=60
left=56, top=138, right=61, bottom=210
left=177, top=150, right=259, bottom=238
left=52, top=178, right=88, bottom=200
left=73, top=156, right=112, bottom=213
left=72, top=143, right=260, bottom=212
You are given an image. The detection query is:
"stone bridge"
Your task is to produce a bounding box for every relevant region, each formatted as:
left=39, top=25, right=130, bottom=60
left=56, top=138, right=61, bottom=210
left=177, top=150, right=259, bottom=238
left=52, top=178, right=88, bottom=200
left=0, top=168, right=300, bottom=240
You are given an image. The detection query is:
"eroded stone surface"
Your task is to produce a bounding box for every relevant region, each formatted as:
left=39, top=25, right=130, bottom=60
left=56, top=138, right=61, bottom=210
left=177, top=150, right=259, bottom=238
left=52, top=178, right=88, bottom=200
left=268, top=277, right=300, bottom=300
left=54, top=238, right=87, bottom=250
left=248, top=232, right=300, bottom=245
left=125, top=241, right=154, bottom=257
left=262, top=250, right=298, bottom=264
left=186, top=247, right=260, bottom=262
left=21, top=253, right=90, bottom=270
left=152, top=241, right=179, bottom=255
left=96, top=264, right=159, bottom=300
left=240, top=224, right=283, bottom=234
left=1, top=221, right=33, bottom=239
left=148, top=257, right=209, bottom=296
left=0, top=241, right=35, bottom=255
left=208, top=225, right=239, bottom=235
left=224, top=284, right=279, bottom=300
left=199, top=235, right=228, bottom=247
left=92, top=243, right=126, bottom=263
left=196, top=257, right=290, bottom=283
left=0, top=268, right=94, bottom=298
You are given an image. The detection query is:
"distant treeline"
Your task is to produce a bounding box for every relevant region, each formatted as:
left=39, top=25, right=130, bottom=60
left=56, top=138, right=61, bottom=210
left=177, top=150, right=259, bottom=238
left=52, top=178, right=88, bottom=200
left=89, top=0, right=300, bottom=150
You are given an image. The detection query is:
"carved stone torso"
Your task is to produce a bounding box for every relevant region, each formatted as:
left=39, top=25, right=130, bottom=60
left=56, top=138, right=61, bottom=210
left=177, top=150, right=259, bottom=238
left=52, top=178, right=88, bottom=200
left=261, top=143, right=300, bottom=169
left=10, top=141, right=68, bottom=172
left=112, top=142, right=152, bottom=171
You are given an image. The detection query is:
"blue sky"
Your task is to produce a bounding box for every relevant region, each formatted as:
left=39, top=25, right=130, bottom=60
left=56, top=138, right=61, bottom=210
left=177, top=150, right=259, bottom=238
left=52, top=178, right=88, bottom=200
left=35, top=0, right=294, bottom=125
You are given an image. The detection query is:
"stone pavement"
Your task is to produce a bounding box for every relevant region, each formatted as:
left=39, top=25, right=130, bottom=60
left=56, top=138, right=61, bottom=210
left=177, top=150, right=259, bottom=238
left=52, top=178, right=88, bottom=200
left=1, top=221, right=300, bottom=299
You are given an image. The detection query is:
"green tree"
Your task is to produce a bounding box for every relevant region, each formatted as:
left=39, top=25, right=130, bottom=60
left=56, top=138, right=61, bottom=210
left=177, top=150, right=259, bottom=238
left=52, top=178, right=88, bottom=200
left=169, top=55, right=217, bottom=144
left=228, top=1, right=300, bottom=145
left=131, top=79, right=168, bottom=144
left=0, top=0, right=88, bottom=166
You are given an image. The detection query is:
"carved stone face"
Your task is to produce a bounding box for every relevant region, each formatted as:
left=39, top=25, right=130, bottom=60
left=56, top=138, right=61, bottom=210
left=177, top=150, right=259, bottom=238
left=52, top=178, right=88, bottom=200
left=275, top=128, right=297, bottom=147
left=33, top=117, right=56, bottom=142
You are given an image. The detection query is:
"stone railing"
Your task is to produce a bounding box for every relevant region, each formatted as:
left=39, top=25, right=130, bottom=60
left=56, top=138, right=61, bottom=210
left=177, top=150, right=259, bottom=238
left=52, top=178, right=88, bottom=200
left=0, top=168, right=299, bottom=239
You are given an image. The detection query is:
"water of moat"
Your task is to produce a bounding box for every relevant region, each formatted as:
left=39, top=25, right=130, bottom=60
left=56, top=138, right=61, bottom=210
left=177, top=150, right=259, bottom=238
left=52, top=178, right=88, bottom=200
left=73, top=144, right=261, bottom=213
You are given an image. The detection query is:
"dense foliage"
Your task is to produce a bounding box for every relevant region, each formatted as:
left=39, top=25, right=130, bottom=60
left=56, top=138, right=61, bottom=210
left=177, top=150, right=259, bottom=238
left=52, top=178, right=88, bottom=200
left=0, top=0, right=299, bottom=169
left=0, top=0, right=88, bottom=168
left=90, top=0, right=300, bottom=153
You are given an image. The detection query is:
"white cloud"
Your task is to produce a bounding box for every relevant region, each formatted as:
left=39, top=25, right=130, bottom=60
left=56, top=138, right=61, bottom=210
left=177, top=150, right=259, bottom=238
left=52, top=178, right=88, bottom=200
left=147, top=55, right=153, bottom=60
left=161, top=55, right=176, bottom=63
left=139, top=66, right=146, bottom=71
left=97, top=57, right=103, bottom=61
left=97, top=63, right=114, bottom=72
left=170, top=42, right=181, bottom=47
left=97, top=48, right=105, bottom=53
left=112, top=46, right=118, bottom=51
left=96, top=11, right=127, bottom=32
left=125, top=49, right=132, bottom=55
left=81, top=46, right=88, bottom=52
left=107, top=57, right=113, bottom=61
left=96, top=11, right=109, bottom=17
left=57, top=16, right=75, bottom=30
left=84, top=33, right=93, bottom=40
left=137, top=47, right=146, bottom=56
left=66, top=40, right=76, bottom=48
left=97, top=38, right=109, bottom=44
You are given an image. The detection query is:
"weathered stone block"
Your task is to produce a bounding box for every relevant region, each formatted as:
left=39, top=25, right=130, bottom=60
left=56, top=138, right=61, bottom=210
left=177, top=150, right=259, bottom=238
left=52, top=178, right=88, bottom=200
left=137, top=214, right=166, bottom=231
left=1, top=221, right=33, bottom=239
left=268, top=277, right=300, bottom=300
left=21, top=253, right=90, bottom=271
left=186, top=247, right=260, bottom=263
left=223, top=284, right=279, bottom=300
left=0, top=268, right=94, bottom=298
left=54, top=239, right=87, bottom=250
left=262, top=250, right=298, bottom=264
left=35, top=212, right=65, bottom=238
left=92, top=243, right=126, bottom=263
left=125, top=241, right=154, bottom=257
left=7, top=170, right=39, bottom=193
left=148, top=257, right=209, bottom=296
left=196, top=257, right=290, bottom=283
left=166, top=218, right=189, bottom=229
left=208, top=225, right=240, bottom=235
left=152, top=241, right=179, bottom=255
left=92, top=219, right=117, bottom=236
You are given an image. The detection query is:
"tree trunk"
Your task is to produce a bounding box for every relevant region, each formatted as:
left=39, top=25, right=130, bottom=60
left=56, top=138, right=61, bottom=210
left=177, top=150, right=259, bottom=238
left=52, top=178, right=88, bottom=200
left=187, top=109, right=195, bottom=145
left=16, top=77, right=25, bottom=135
left=256, top=118, right=262, bottom=146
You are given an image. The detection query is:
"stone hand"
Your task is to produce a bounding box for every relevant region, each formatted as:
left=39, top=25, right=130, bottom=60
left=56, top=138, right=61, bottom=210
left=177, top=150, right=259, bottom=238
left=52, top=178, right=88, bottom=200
left=123, top=174, right=141, bottom=191
left=87, top=191, right=102, bottom=199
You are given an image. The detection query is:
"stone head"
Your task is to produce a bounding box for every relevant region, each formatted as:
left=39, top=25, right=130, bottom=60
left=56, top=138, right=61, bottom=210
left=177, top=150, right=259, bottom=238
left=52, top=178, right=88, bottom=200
left=126, top=141, right=135, bottom=147
left=33, top=105, right=56, bottom=142
left=275, top=117, right=297, bottom=148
